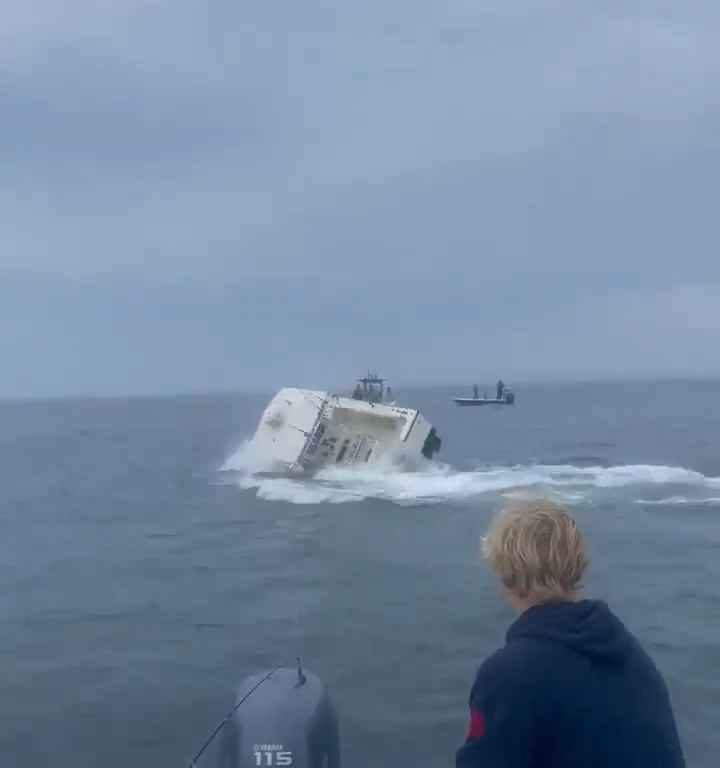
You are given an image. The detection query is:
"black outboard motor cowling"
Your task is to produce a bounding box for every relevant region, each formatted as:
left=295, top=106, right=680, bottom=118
left=421, top=428, right=442, bottom=460
left=219, top=668, right=340, bottom=768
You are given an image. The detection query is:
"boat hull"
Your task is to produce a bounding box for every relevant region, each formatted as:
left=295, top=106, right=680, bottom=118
left=251, top=388, right=441, bottom=474
left=453, top=397, right=514, bottom=406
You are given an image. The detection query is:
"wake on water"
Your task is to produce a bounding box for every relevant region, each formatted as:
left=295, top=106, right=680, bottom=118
left=218, top=440, right=720, bottom=507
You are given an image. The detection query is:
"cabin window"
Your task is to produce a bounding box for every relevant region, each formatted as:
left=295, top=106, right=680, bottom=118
left=336, top=440, right=350, bottom=463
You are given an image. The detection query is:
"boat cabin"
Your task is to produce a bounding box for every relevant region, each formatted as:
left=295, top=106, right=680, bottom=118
left=351, top=371, right=393, bottom=404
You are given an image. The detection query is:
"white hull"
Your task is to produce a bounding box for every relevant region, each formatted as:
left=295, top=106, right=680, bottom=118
left=250, top=388, right=441, bottom=474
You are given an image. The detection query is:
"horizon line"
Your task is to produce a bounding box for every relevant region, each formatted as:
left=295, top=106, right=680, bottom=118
left=2, top=372, right=719, bottom=405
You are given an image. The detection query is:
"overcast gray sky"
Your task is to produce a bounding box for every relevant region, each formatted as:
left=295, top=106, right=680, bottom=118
left=1, top=1, right=718, bottom=397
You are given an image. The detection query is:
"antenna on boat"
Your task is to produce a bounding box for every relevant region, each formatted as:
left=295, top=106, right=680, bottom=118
left=188, top=665, right=283, bottom=767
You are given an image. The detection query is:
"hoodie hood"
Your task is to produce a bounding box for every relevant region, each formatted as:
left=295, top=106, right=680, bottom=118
left=507, top=599, right=633, bottom=663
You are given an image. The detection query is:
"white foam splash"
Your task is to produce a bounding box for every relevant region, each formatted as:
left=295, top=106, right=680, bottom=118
left=233, top=472, right=362, bottom=504
left=634, top=496, right=720, bottom=506
left=219, top=442, right=720, bottom=506
left=220, top=439, right=276, bottom=474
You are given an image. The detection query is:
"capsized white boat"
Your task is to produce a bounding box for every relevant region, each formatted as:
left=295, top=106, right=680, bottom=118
left=250, top=373, right=441, bottom=474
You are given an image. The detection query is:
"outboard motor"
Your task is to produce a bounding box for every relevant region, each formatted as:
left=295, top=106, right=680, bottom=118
left=421, top=428, right=442, bottom=459
left=216, top=665, right=340, bottom=768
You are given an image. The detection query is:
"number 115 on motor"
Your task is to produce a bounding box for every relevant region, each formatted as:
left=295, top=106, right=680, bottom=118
left=254, top=751, right=293, bottom=766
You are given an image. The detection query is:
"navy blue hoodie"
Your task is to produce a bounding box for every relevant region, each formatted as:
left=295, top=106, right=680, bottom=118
left=456, top=600, right=685, bottom=768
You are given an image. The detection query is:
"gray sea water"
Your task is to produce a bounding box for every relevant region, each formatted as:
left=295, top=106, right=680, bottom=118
left=2, top=381, right=719, bottom=767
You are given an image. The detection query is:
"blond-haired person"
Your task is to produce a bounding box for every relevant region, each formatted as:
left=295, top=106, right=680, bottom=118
left=456, top=500, right=685, bottom=768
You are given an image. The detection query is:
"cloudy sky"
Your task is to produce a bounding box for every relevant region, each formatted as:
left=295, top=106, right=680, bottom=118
left=1, top=1, right=718, bottom=397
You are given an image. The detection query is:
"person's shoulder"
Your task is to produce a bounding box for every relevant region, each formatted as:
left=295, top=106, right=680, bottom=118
left=474, top=638, right=548, bottom=692
left=468, top=642, right=551, bottom=716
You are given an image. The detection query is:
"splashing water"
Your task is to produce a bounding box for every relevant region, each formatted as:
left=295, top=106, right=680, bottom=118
left=634, top=496, right=720, bottom=506
left=218, top=440, right=720, bottom=507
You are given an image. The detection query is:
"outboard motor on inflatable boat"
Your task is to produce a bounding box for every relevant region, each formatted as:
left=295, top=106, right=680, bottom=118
left=214, top=664, right=340, bottom=768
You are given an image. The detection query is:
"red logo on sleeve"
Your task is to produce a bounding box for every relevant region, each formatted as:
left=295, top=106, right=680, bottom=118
left=467, top=708, right=486, bottom=740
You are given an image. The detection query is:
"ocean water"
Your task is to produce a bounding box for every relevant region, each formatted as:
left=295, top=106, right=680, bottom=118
left=2, top=380, right=719, bottom=767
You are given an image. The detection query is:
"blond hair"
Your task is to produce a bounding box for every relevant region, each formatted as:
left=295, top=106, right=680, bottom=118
left=482, top=500, right=588, bottom=601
